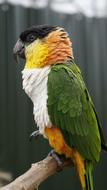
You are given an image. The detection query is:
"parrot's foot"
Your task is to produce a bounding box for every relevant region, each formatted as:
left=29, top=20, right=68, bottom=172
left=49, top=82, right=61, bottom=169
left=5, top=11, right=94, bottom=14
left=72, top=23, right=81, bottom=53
left=29, top=130, right=41, bottom=141
left=48, top=150, right=65, bottom=171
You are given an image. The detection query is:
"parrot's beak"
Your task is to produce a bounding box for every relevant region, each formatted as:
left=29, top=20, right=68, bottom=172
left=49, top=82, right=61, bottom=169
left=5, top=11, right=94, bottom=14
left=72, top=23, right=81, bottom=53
left=13, top=39, right=25, bottom=61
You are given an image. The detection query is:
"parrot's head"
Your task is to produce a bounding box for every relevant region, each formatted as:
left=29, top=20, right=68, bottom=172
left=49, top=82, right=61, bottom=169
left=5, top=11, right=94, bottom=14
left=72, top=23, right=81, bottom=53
left=13, top=25, right=74, bottom=68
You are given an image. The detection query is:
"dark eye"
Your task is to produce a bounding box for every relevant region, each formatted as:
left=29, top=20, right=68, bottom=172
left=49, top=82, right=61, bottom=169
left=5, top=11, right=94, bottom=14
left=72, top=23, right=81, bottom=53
left=26, top=34, right=36, bottom=42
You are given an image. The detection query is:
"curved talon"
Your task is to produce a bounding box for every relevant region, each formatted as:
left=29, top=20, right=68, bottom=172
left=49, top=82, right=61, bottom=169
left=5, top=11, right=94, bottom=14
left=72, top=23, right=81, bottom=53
left=48, top=149, right=65, bottom=171
left=29, top=130, right=41, bottom=141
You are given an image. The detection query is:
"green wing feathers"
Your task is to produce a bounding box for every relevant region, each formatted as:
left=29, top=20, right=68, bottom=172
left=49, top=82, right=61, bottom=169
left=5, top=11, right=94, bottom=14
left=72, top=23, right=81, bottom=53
left=47, top=60, right=101, bottom=162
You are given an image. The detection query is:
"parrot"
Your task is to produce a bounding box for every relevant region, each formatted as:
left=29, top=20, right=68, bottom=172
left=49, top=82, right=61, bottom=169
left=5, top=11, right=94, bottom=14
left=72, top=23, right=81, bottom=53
left=13, top=25, right=107, bottom=190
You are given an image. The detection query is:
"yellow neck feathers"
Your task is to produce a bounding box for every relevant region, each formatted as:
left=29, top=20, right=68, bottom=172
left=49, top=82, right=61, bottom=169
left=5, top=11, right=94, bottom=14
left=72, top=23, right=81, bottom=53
left=25, top=30, right=74, bottom=69
left=25, top=39, right=49, bottom=69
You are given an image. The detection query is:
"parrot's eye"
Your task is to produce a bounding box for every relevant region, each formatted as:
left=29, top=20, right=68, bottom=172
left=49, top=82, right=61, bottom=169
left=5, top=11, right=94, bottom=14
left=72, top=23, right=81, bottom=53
left=26, top=33, right=36, bottom=43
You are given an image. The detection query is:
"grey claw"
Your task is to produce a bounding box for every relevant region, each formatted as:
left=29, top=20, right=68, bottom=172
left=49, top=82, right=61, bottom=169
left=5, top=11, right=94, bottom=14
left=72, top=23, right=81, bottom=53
left=29, top=130, right=41, bottom=141
left=48, top=149, right=65, bottom=171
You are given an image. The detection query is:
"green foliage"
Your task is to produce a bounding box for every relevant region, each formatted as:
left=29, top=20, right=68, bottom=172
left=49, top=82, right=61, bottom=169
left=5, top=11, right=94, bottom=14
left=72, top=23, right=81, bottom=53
left=47, top=60, right=101, bottom=162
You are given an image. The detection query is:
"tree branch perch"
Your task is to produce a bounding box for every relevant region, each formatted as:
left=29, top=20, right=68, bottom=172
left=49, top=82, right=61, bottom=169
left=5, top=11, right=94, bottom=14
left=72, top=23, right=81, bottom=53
left=1, top=156, right=73, bottom=190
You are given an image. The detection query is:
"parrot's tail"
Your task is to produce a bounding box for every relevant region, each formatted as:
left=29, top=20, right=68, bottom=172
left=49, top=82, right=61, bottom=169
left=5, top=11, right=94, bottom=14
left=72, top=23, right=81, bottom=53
left=85, top=161, right=94, bottom=190
left=73, top=150, right=94, bottom=190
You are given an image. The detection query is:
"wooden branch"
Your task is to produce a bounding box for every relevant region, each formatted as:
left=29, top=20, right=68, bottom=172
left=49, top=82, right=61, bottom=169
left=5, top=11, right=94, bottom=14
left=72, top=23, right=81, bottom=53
left=1, top=156, right=73, bottom=190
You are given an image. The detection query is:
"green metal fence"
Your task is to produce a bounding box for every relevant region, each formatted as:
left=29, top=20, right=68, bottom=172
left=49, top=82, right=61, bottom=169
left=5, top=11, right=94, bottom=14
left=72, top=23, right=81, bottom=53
left=0, top=3, right=107, bottom=190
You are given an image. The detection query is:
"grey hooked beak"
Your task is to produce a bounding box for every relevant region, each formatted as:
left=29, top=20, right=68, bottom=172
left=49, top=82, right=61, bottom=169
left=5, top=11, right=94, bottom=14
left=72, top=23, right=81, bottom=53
left=13, top=39, right=25, bottom=62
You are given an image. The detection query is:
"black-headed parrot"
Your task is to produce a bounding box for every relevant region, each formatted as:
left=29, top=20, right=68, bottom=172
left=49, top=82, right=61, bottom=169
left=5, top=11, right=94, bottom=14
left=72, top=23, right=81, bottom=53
left=13, top=25, right=107, bottom=190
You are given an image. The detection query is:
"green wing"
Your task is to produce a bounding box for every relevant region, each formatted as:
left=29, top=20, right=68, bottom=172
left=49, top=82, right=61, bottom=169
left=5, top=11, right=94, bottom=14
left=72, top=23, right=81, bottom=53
left=47, top=60, right=101, bottom=162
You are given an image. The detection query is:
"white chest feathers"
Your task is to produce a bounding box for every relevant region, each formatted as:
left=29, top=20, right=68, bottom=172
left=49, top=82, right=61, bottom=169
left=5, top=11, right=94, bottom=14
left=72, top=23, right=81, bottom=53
left=22, top=66, right=52, bottom=134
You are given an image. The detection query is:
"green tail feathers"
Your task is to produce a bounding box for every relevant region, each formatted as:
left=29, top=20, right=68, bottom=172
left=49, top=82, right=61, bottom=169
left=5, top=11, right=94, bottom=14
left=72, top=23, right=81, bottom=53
left=84, top=161, right=94, bottom=190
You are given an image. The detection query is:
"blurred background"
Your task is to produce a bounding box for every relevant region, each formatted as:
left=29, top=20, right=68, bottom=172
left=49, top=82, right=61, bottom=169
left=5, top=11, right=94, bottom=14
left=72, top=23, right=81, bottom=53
left=0, top=0, right=107, bottom=189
